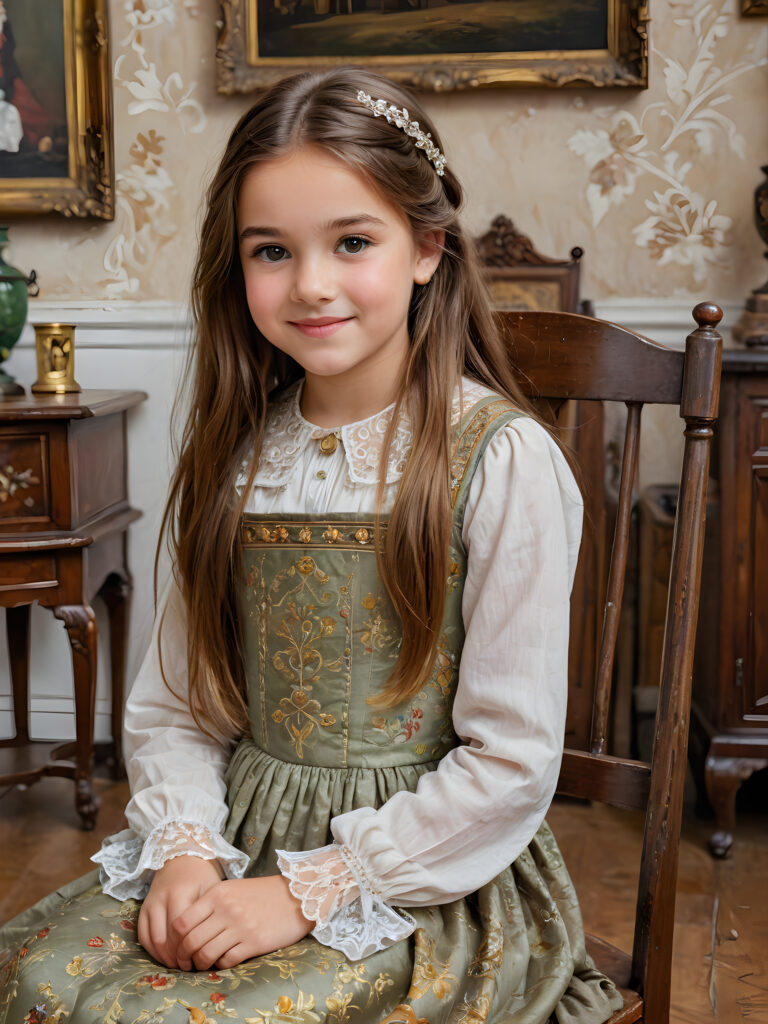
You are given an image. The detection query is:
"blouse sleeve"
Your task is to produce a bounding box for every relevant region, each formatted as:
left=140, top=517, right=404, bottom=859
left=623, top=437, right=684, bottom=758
left=91, top=575, right=250, bottom=899
left=277, top=416, right=583, bottom=959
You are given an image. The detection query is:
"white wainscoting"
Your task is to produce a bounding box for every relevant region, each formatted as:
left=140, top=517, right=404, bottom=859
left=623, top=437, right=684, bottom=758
left=0, top=297, right=741, bottom=740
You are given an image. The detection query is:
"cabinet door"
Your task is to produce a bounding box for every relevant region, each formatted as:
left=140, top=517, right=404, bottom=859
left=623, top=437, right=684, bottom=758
left=733, top=393, right=768, bottom=726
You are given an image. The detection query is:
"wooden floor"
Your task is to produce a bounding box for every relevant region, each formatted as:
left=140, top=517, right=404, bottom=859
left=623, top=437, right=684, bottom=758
left=1, top=773, right=767, bottom=1022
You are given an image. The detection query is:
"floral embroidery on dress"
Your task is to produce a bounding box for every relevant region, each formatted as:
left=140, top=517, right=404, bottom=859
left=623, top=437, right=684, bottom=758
left=451, top=399, right=518, bottom=507
left=468, top=921, right=504, bottom=979
left=2, top=887, right=400, bottom=1024
left=242, top=549, right=359, bottom=761
left=370, top=701, right=426, bottom=745
left=266, top=561, right=349, bottom=759
left=242, top=520, right=383, bottom=551
left=455, top=995, right=492, bottom=1023
left=433, top=634, right=459, bottom=699
left=408, top=930, right=458, bottom=1001
left=245, top=990, right=322, bottom=1023
left=366, top=625, right=458, bottom=759
left=358, top=592, right=400, bottom=657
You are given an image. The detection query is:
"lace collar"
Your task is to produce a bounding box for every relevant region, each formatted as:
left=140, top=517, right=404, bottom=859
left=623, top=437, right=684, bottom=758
left=240, top=377, right=496, bottom=491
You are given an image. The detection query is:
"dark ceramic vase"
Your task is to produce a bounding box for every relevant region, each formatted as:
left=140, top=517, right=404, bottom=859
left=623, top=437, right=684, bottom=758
left=755, top=165, right=768, bottom=295
left=0, top=226, right=38, bottom=396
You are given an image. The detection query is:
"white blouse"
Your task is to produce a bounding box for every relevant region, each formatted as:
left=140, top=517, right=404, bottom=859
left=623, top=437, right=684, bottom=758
left=92, top=378, right=583, bottom=961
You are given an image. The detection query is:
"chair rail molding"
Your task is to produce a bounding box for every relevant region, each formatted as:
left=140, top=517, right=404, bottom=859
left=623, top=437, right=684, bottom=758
left=15, top=298, right=745, bottom=351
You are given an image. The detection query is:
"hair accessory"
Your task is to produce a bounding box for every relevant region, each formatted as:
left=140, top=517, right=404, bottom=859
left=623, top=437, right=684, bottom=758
left=356, top=90, right=446, bottom=177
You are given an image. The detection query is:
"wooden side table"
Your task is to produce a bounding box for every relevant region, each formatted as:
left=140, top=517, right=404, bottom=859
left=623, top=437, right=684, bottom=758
left=0, top=390, right=147, bottom=829
left=691, top=349, right=768, bottom=856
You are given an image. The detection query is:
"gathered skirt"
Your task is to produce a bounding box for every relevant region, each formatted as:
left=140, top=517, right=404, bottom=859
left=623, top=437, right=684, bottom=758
left=0, top=742, right=623, bottom=1024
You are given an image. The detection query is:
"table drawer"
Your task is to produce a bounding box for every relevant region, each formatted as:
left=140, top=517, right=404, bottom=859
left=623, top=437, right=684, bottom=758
left=0, top=552, right=58, bottom=597
left=0, top=431, right=52, bottom=526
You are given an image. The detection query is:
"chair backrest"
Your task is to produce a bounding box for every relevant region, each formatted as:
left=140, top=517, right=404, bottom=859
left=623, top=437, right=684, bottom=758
left=476, top=212, right=584, bottom=313
left=475, top=214, right=606, bottom=752
left=499, top=303, right=723, bottom=1024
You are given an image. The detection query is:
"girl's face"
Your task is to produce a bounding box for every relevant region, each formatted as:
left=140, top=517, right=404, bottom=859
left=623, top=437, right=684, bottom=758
left=237, top=144, right=442, bottom=391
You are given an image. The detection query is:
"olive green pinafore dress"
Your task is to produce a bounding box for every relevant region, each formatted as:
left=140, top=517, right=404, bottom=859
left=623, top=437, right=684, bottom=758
left=0, top=395, right=622, bottom=1024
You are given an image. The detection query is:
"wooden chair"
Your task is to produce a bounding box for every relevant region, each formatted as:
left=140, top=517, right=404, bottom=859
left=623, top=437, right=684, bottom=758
left=476, top=214, right=611, bottom=754
left=500, top=303, right=723, bottom=1024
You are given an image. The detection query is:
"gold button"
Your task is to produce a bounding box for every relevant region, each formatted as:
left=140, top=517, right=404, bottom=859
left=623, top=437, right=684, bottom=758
left=318, top=434, right=338, bottom=455
left=316, top=470, right=326, bottom=480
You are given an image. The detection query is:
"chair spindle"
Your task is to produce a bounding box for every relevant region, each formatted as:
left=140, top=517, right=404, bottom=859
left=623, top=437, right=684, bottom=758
left=590, top=401, right=643, bottom=755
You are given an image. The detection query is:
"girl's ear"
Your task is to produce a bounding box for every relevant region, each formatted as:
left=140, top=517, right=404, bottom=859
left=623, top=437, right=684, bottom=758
left=413, top=229, right=446, bottom=285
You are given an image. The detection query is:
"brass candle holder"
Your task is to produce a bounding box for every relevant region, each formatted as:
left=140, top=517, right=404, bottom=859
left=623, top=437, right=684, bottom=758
left=31, top=323, right=81, bottom=394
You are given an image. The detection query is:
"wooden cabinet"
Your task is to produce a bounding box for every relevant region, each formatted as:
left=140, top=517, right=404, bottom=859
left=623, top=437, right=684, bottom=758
left=0, top=390, right=146, bottom=829
left=692, top=350, right=768, bottom=856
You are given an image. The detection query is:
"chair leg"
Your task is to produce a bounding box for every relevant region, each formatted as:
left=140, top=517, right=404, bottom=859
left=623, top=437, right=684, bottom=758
left=6, top=605, right=30, bottom=742
left=53, top=604, right=101, bottom=831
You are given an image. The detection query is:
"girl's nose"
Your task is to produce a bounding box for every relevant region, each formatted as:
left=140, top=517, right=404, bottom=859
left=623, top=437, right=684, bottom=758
left=290, top=256, right=337, bottom=305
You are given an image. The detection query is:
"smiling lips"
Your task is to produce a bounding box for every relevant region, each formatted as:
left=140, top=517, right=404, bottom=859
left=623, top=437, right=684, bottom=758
left=289, top=316, right=353, bottom=338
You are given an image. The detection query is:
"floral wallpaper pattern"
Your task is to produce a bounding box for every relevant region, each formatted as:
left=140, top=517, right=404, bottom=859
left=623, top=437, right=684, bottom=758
left=103, top=0, right=207, bottom=296
left=6, top=0, right=768, bottom=303
left=568, top=0, right=766, bottom=285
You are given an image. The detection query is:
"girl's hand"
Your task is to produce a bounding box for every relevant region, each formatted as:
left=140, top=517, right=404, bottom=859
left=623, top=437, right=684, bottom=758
left=138, top=856, right=223, bottom=971
left=172, top=875, right=313, bottom=970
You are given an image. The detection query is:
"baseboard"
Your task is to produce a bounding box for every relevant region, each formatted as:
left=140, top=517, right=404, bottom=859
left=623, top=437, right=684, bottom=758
left=0, top=697, right=114, bottom=743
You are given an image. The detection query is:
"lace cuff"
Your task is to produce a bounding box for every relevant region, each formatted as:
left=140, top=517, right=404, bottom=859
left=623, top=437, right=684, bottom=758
left=277, top=843, right=414, bottom=961
left=92, top=820, right=250, bottom=901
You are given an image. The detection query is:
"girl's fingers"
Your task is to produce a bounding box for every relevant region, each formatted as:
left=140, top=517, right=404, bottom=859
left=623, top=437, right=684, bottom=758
left=176, top=911, right=222, bottom=964
left=216, top=942, right=251, bottom=970
left=144, top=904, right=173, bottom=967
left=190, top=926, right=233, bottom=972
left=137, top=905, right=156, bottom=961
left=172, top=891, right=215, bottom=941
left=166, top=896, right=193, bottom=972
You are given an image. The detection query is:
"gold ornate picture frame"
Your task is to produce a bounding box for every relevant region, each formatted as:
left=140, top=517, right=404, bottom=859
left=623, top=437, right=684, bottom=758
left=217, top=0, right=649, bottom=93
left=0, top=0, right=113, bottom=218
left=742, top=0, right=768, bottom=13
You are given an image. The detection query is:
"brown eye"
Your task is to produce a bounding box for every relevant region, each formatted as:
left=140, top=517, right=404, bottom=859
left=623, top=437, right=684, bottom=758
left=256, top=245, right=287, bottom=262
left=337, top=236, right=369, bottom=255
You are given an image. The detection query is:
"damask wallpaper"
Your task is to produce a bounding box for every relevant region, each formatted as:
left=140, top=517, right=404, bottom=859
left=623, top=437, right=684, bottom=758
left=6, top=0, right=768, bottom=304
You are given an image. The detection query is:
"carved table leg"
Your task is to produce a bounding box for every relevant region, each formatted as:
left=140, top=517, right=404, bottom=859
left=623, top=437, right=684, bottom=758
left=100, top=573, right=132, bottom=779
left=6, top=605, right=31, bottom=742
left=53, top=604, right=101, bottom=831
left=705, top=755, right=768, bottom=858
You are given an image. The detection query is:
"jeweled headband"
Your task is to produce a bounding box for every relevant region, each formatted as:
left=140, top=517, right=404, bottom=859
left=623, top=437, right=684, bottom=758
left=355, top=90, right=447, bottom=177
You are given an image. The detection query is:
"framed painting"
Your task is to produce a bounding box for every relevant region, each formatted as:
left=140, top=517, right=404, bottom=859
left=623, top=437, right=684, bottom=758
left=0, top=0, right=113, bottom=218
left=217, top=0, right=649, bottom=93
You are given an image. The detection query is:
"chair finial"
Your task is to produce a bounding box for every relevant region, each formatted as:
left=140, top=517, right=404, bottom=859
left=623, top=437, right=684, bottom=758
left=693, top=302, right=723, bottom=330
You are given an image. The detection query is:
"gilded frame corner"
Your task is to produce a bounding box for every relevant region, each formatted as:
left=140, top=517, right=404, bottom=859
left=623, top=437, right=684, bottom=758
left=216, top=0, right=649, bottom=94
left=0, top=0, right=114, bottom=219
left=742, top=0, right=768, bottom=14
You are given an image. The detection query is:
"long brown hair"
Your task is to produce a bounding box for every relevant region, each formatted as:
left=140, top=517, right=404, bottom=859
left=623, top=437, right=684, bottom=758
left=157, top=67, right=551, bottom=737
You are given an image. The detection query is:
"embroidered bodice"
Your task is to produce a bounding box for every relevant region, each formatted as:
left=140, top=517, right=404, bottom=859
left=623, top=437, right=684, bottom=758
left=238, top=395, right=520, bottom=772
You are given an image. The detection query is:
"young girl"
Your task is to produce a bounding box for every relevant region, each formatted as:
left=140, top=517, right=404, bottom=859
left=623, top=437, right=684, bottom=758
left=0, top=68, right=623, bottom=1024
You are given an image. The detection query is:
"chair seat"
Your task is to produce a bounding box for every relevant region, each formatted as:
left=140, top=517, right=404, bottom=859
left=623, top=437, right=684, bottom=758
left=586, top=934, right=644, bottom=1024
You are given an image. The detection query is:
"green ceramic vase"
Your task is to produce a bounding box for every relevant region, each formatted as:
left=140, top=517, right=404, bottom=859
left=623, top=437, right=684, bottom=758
left=0, top=226, right=37, bottom=396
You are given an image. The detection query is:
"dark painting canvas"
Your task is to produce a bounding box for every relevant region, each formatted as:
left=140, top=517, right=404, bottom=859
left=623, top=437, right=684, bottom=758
left=0, top=0, right=68, bottom=180
left=257, top=0, right=608, bottom=61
